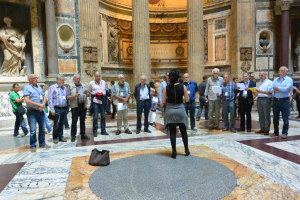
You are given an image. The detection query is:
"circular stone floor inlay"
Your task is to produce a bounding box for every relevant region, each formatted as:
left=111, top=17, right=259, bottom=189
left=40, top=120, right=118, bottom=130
left=89, top=154, right=237, bottom=200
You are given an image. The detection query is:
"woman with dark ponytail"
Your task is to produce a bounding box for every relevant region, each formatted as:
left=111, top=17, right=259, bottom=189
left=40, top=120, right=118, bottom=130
left=162, top=70, right=190, bottom=159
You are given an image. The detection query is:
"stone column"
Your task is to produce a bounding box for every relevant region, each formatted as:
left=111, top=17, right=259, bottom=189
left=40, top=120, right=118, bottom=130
left=274, top=5, right=282, bottom=72
left=207, top=19, right=214, bottom=65
left=277, top=0, right=293, bottom=69
left=45, top=0, right=59, bottom=78
left=132, top=0, right=151, bottom=86
left=187, top=0, right=204, bottom=82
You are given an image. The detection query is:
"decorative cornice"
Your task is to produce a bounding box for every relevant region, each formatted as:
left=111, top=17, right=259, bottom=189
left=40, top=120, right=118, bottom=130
left=276, top=0, right=293, bottom=11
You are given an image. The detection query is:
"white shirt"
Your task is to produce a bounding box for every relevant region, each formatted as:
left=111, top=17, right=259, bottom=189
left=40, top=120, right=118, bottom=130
left=88, top=80, right=106, bottom=104
left=257, top=79, right=272, bottom=98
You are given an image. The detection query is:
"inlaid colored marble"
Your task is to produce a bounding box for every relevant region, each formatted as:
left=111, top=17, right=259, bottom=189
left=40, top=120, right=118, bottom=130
left=64, top=145, right=300, bottom=200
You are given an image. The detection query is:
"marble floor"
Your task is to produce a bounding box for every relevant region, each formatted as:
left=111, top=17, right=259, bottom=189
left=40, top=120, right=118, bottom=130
left=0, top=109, right=300, bottom=200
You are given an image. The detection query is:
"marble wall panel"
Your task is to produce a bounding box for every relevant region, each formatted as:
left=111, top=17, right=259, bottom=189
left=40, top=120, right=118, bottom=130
left=55, top=0, right=75, bottom=15
left=256, top=9, right=274, bottom=23
left=256, top=57, right=273, bottom=70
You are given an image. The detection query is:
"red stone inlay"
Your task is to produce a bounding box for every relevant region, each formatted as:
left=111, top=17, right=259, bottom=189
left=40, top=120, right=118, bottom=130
left=239, top=136, right=300, bottom=165
left=0, top=162, right=26, bottom=193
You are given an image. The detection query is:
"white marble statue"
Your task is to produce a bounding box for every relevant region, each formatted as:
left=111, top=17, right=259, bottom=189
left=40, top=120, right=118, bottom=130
left=294, top=32, right=300, bottom=72
left=0, top=17, right=28, bottom=77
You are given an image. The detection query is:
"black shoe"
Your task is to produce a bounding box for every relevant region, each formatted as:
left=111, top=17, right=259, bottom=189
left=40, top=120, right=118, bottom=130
left=59, top=138, right=67, bottom=142
left=101, top=131, right=109, bottom=135
left=93, top=132, right=97, bottom=137
left=296, top=116, right=300, bottom=118
left=149, top=123, right=153, bottom=126
left=136, top=130, right=140, bottom=134
left=171, top=152, right=177, bottom=159
left=125, top=129, right=132, bottom=134
left=53, top=139, right=58, bottom=144
left=116, top=130, right=121, bottom=135
left=81, top=134, right=90, bottom=140
left=144, top=129, right=152, bottom=133
left=238, top=128, right=245, bottom=132
left=71, top=137, right=76, bottom=142
left=196, top=118, right=200, bottom=121
left=247, top=129, right=251, bottom=132
left=185, top=149, right=190, bottom=156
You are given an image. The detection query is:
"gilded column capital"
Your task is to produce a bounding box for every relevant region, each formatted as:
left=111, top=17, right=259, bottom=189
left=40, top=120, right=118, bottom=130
left=208, top=19, right=214, bottom=25
left=276, top=0, right=293, bottom=11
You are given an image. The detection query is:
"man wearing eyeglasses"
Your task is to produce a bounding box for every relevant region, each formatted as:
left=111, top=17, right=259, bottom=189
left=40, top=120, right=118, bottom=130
left=23, top=74, right=51, bottom=151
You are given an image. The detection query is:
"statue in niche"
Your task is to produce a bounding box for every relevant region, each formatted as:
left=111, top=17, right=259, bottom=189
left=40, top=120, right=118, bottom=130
left=0, top=17, right=28, bottom=77
left=294, top=32, right=300, bottom=72
left=259, top=33, right=269, bottom=49
left=108, top=26, right=119, bottom=64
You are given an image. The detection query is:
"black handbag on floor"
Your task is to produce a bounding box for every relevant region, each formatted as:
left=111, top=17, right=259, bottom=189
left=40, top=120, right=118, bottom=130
left=89, top=148, right=110, bottom=166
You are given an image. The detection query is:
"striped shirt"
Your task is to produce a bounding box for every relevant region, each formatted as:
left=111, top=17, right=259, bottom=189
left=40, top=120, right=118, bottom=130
left=68, top=84, right=85, bottom=104
left=48, top=83, right=68, bottom=111
left=221, top=81, right=236, bottom=101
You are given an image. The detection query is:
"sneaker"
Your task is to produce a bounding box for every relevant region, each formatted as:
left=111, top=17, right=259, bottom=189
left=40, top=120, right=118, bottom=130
left=53, top=139, right=58, bottom=144
left=59, top=138, right=67, bottom=142
left=191, top=127, right=197, bottom=131
left=14, top=135, right=22, bottom=138
left=48, top=131, right=52, bottom=135
left=40, top=144, right=51, bottom=148
left=65, top=127, right=70, bottom=130
left=196, top=118, right=200, bottom=121
left=24, top=133, right=30, bottom=137
left=30, top=148, right=37, bottom=152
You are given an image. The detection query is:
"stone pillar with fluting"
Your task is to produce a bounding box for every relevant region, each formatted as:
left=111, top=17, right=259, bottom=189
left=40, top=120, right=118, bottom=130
left=277, top=0, right=293, bottom=69
left=187, top=0, right=204, bottom=82
left=45, top=0, right=59, bottom=78
left=132, top=0, right=151, bottom=87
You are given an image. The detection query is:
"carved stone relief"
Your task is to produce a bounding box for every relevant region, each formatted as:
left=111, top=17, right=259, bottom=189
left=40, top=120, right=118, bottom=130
left=0, top=17, right=28, bottom=77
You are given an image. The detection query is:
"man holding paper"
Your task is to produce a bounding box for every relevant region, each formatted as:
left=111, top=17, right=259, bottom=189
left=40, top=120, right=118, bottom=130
left=67, top=74, right=90, bottom=142
left=111, top=74, right=132, bottom=135
left=253, top=71, right=273, bottom=135
left=237, top=73, right=256, bottom=132
left=204, top=68, right=223, bottom=130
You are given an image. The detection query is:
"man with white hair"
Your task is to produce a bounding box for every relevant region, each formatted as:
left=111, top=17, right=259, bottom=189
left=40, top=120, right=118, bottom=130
left=205, top=68, right=223, bottom=130
left=134, top=75, right=152, bottom=134
left=67, top=74, right=90, bottom=142
left=48, top=74, right=69, bottom=144
left=88, top=71, right=109, bottom=137
left=253, top=71, right=273, bottom=135
left=269, top=66, right=293, bottom=139
left=111, top=74, right=132, bottom=135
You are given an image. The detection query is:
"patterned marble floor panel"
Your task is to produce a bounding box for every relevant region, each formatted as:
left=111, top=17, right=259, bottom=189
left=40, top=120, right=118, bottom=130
left=266, top=140, right=300, bottom=156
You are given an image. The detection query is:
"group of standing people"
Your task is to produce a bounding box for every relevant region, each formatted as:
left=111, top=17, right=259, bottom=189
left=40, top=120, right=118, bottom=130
left=10, top=66, right=293, bottom=156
